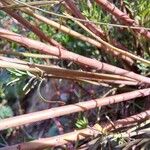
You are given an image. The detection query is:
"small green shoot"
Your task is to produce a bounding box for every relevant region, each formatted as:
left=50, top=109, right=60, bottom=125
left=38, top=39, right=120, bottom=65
left=75, top=116, right=88, bottom=129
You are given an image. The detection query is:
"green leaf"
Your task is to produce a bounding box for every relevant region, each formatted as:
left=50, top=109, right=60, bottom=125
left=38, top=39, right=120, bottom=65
left=0, top=106, right=13, bottom=119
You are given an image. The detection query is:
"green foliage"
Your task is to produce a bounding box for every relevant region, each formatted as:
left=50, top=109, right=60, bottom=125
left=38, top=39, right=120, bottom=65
left=0, top=11, right=7, bottom=28
left=53, top=32, right=70, bottom=44
left=134, top=0, right=150, bottom=27
left=2, top=69, right=31, bottom=101
left=79, top=0, right=111, bottom=32
left=39, top=23, right=55, bottom=37
left=75, top=116, right=88, bottom=129
left=137, top=62, right=150, bottom=75
left=123, top=0, right=150, bottom=39
left=0, top=105, right=13, bottom=119
left=11, top=25, right=19, bottom=33
left=0, top=71, right=11, bottom=102
left=7, top=69, right=28, bottom=78
left=0, top=11, right=6, bottom=20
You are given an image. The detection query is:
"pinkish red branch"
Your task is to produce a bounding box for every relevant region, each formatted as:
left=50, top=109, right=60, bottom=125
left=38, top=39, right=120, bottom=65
left=0, top=88, right=149, bottom=131
left=0, top=5, right=64, bottom=49
left=95, top=0, right=150, bottom=39
left=64, top=0, right=105, bottom=38
left=0, top=28, right=150, bottom=84
left=2, top=110, right=150, bottom=150
left=64, top=0, right=134, bottom=66
left=0, top=127, right=99, bottom=150
left=105, top=109, right=150, bottom=131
